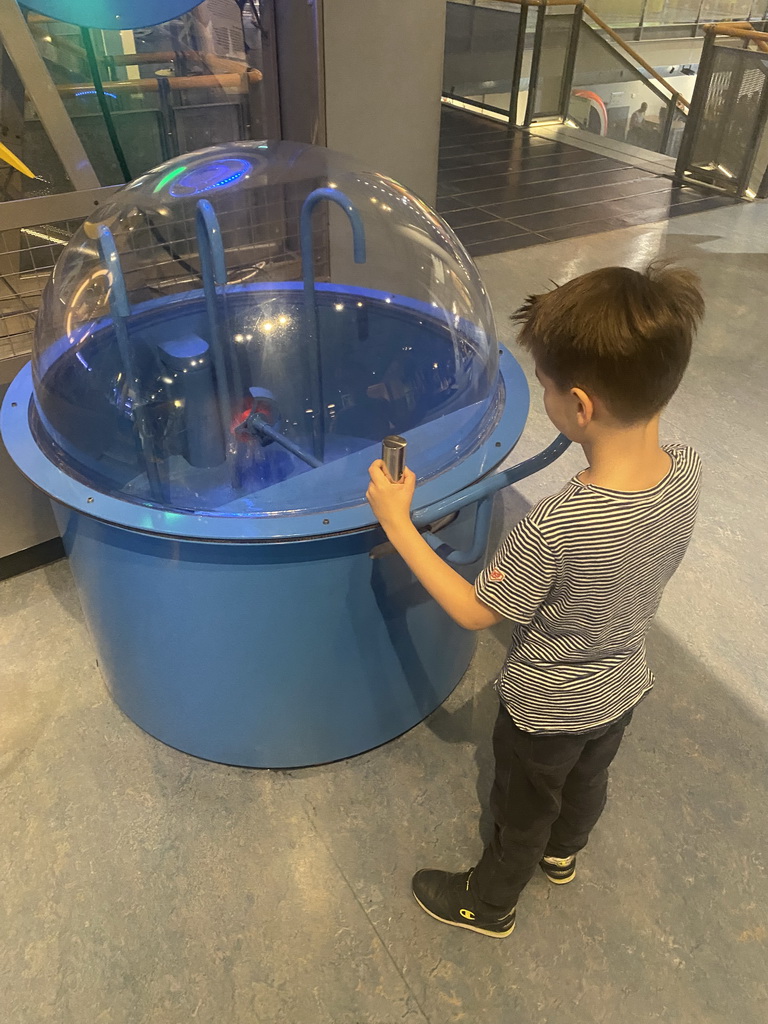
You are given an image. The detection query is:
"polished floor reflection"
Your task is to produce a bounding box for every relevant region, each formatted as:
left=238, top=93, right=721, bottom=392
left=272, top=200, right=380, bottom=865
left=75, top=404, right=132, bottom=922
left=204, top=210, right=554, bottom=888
left=438, top=107, right=738, bottom=255
left=2, top=198, right=767, bottom=1022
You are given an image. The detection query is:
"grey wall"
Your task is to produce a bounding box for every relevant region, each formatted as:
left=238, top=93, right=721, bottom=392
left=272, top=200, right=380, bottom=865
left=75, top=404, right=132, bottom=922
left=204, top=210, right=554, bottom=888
left=321, top=0, right=446, bottom=204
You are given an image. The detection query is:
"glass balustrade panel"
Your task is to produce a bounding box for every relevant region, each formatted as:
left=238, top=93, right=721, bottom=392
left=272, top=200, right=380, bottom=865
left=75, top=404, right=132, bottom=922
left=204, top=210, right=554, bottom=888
left=568, top=21, right=675, bottom=153
left=443, top=1, right=524, bottom=114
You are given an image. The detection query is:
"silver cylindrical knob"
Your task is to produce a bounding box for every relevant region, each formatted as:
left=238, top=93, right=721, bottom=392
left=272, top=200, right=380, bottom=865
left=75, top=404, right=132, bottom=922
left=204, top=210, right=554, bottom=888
left=382, top=435, right=407, bottom=481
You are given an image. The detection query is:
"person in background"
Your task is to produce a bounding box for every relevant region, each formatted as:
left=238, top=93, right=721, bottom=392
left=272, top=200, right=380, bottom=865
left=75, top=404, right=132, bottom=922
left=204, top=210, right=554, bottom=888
left=628, top=101, right=648, bottom=143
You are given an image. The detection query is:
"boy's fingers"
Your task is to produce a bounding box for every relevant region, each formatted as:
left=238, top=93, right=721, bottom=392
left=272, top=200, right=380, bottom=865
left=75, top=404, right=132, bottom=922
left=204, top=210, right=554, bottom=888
left=368, top=460, right=415, bottom=487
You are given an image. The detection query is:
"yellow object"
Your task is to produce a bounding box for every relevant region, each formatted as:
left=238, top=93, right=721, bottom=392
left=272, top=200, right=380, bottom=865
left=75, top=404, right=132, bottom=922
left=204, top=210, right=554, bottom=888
left=0, top=141, right=36, bottom=179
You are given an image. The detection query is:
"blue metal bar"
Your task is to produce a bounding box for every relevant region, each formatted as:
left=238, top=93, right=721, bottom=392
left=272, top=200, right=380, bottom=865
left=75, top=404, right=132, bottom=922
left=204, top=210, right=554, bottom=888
left=424, top=493, right=494, bottom=566
left=96, top=225, right=165, bottom=502
left=300, top=187, right=367, bottom=462
left=195, top=200, right=234, bottom=448
left=413, top=433, right=571, bottom=528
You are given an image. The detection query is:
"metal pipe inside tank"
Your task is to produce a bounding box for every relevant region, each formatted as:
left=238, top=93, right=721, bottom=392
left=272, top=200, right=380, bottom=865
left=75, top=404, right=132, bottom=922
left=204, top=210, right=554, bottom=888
left=300, top=187, right=367, bottom=463
left=239, top=416, right=323, bottom=469
left=96, top=225, right=165, bottom=503
left=195, top=200, right=235, bottom=453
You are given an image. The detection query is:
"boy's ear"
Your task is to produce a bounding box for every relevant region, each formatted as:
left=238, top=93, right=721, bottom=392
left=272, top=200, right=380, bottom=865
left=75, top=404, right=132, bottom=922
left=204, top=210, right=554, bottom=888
left=571, top=387, right=595, bottom=426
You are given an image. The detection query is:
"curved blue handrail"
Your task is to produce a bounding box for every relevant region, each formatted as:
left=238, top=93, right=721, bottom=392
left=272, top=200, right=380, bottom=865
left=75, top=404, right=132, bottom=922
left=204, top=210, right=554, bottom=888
left=422, top=493, right=495, bottom=566
left=300, top=187, right=367, bottom=462
left=418, top=433, right=572, bottom=564
left=414, top=433, right=571, bottom=527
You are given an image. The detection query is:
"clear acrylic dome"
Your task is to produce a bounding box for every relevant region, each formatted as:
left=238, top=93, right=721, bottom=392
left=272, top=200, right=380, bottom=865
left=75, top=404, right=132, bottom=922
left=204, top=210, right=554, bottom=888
left=31, top=140, right=502, bottom=519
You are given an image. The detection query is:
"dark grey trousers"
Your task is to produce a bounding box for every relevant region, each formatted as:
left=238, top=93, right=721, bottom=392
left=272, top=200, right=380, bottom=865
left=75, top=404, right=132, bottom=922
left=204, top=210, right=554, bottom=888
left=471, top=701, right=634, bottom=909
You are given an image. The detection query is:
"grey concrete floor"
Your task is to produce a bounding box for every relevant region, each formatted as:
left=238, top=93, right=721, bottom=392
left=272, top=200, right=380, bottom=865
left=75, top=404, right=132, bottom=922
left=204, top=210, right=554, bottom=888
left=2, top=203, right=767, bottom=1024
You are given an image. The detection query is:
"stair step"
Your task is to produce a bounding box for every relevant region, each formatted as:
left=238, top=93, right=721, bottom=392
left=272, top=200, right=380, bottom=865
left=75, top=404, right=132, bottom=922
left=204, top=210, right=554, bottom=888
left=527, top=124, right=679, bottom=178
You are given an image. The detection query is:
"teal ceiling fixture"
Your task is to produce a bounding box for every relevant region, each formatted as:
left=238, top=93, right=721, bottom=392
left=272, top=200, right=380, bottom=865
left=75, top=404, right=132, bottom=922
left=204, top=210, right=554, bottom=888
left=21, top=0, right=201, bottom=30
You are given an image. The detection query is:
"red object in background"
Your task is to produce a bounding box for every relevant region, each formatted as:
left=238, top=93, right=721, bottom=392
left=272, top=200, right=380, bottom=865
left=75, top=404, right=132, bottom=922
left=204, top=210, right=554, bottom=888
left=231, top=397, right=276, bottom=440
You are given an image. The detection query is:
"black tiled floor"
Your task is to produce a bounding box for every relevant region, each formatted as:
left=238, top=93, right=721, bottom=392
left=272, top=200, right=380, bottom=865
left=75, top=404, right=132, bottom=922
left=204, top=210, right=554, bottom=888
left=454, top=220, right=531, bottom=245
left=538, top=217, right=632, bottom=242
left=441, top=207, right=501, bottom=229
left=434, top=197, right=470, bottom=215
left=467, top=234, right=548, bottom=256
left=440, top=146, right=603, bottom=172
left=438, top=107, right=738, bottom=257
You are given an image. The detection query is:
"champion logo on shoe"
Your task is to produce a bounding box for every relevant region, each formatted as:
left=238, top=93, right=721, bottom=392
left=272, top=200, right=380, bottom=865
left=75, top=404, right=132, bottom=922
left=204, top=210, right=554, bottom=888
left=411, top=867, right=517, bottom=938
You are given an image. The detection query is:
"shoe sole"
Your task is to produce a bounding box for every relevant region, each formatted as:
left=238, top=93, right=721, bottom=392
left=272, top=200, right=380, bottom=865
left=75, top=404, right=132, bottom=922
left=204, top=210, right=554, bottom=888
left=412, top=891, right=516, bottom=938
left=541, top=867, right=576, bottom=885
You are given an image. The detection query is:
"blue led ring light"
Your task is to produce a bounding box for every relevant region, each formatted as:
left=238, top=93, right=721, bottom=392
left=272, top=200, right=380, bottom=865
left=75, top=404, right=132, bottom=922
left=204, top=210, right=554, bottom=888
left=168, top=160, right=251, bottom=199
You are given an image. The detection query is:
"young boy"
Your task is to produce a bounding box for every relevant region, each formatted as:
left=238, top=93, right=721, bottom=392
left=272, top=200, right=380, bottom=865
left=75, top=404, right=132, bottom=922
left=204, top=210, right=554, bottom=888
left=366, top=262, right=705, bottom=938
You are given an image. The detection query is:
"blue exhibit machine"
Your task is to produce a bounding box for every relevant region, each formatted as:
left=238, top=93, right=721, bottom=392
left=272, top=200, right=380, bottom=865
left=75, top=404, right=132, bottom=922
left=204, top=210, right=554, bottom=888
left=1, top=142, right=569, bottom=766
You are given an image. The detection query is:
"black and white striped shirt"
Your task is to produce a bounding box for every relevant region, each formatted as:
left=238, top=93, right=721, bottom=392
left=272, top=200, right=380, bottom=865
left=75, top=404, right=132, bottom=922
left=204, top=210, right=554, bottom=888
left=475, top=444, right=701, bottom=733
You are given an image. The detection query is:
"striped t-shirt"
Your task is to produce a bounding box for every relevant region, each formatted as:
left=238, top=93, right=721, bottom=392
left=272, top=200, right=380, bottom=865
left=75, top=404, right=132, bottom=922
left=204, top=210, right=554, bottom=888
left=474, top=444, right=701, bottom=733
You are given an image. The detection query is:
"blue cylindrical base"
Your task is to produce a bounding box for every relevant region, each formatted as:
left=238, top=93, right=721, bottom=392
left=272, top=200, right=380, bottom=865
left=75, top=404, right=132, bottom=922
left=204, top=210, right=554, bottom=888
left=54, top=503, right=482, bottom=766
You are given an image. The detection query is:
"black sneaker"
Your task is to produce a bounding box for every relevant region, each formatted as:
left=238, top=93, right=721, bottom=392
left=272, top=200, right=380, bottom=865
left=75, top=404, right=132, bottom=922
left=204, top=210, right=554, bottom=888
left=411, top=868, right=516, bottom=937
left=539, top=854, right=576, bottom=884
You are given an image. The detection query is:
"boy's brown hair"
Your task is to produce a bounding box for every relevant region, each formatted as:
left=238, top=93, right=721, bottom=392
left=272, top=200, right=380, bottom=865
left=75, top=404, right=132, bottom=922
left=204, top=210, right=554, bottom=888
left=512, top=262, right=705, bottom=423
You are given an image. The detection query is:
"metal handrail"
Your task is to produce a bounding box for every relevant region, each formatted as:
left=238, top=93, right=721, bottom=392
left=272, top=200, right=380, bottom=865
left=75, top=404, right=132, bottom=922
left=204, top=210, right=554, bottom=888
left=703, top=22, right=768, bottom=47
left=108, top=51, right=250, bottom=74
left=55, top=70, right=263, bottom=96
left=583, top=5, right=690, bottom=110
left=445, top=0, right=690, bottom=122
left=450, top=0, right=768, bottom=30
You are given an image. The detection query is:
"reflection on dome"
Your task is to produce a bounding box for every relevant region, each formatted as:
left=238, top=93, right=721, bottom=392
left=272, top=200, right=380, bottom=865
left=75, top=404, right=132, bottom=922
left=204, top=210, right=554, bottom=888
left=31, top=141, right=501, bottom=517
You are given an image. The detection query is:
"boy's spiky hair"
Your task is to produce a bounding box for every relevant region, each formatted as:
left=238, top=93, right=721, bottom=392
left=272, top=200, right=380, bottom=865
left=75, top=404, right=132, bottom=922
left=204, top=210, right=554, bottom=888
left=512, top=262, right=705, bottom=423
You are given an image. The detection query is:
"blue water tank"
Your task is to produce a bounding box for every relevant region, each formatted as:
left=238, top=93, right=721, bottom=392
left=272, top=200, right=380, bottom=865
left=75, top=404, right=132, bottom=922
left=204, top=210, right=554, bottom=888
left=2, top=142, right=535, bottom=765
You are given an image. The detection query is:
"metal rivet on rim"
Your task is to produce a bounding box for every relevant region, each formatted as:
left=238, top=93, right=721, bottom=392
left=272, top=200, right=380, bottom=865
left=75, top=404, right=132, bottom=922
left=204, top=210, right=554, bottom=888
left=323, top=518, right=330, bottom=525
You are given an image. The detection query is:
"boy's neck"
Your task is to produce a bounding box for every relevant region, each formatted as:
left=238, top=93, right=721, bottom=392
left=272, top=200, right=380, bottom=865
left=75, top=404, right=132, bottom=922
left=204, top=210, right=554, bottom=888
left=579, top=416, right=671, bottom=492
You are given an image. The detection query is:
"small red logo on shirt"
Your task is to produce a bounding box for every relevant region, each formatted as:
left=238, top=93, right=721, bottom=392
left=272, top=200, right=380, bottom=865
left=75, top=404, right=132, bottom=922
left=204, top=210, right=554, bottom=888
left=489, top=568, right=505, bottom=582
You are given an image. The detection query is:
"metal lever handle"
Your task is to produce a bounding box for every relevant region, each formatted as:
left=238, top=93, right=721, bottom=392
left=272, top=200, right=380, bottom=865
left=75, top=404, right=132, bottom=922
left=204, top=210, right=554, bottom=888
left=369, top=435, right=571, bottom=564
left=382, top=435, right=407, bottom=481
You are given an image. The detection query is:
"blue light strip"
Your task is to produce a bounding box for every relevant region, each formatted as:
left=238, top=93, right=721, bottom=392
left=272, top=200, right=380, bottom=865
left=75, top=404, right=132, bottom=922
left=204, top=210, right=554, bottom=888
left=169, top=159, right=250, bottom=198
left=75, top=89, right=118, bottom=100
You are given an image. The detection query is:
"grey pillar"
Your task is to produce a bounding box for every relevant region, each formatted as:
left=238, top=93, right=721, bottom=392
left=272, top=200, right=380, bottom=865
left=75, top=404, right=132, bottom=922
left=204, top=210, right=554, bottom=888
left=322, top=0, right=445, bottom=203
left=271, top=0, right=445, bottom=204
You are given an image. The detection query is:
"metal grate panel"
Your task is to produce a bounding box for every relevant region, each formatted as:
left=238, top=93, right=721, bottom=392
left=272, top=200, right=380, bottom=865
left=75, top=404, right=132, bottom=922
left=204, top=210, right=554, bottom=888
left=688, top=46, right=768, bottom=189
left=1, top=186, right=330, bottom=363
left=0, top=219, right=80, bottom=361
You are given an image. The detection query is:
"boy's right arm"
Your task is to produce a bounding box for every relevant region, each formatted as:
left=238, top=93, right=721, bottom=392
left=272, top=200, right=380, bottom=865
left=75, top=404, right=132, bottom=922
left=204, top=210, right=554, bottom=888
left=366, top=461, right=504, bottom=632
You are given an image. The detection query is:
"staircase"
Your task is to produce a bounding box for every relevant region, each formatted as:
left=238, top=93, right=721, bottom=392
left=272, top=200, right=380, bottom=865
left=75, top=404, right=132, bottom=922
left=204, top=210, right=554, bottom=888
left=443, top=0, right=691, bottom=169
